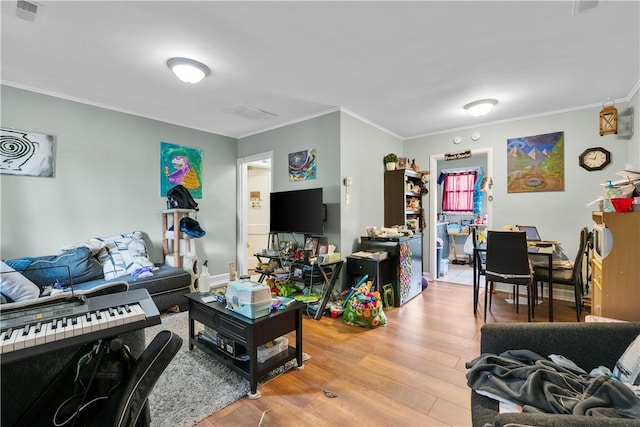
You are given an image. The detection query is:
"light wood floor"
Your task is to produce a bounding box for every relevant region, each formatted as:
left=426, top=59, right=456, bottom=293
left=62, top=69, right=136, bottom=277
left=196, top=280, right=586, bottom=427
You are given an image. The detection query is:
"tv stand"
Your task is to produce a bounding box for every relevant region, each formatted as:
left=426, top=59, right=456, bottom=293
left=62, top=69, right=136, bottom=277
left=254, top=253, right=343, bottom=320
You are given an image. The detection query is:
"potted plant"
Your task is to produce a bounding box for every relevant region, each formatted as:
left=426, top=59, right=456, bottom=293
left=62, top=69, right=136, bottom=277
left=383, top=153, right=398, bottom=171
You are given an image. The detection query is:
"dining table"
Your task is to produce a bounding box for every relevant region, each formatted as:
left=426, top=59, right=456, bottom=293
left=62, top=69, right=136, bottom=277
left=472, top=242, right=569, bottom=322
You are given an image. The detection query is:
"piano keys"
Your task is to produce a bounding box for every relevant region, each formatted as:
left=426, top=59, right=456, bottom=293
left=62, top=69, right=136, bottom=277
left=0, top=288, right=160, bottom=364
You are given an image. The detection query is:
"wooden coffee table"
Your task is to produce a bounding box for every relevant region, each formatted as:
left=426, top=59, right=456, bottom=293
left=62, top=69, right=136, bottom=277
left=185, top=292, right=304, bottom=398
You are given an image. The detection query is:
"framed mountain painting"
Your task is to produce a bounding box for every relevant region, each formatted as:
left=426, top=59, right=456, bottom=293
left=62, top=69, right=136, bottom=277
left=507, top=131, right=564, bottom=193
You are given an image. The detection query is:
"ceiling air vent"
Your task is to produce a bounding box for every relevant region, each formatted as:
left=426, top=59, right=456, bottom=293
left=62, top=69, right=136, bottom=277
left=223, top=103, right=279, bottom=121
left=16, top=0, right=39, bottom=21
left=572, top=0, right=599, bottom=16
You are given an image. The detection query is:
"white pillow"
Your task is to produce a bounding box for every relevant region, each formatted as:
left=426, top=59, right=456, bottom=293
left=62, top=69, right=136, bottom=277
left=614, top=333, right=640, bottom=386
left=91, top=231, right=155, bottom=280
left=0, top=261, right=41, bottom=302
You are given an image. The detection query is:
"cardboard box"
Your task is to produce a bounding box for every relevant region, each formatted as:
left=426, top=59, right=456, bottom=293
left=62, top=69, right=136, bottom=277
left=225, top=277, right=271, bottom=319
left=257, top=337, right=288, bottom=363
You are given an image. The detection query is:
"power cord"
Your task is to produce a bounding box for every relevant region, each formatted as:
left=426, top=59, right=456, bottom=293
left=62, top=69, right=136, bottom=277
left=257, top=408, right=271, bottom=427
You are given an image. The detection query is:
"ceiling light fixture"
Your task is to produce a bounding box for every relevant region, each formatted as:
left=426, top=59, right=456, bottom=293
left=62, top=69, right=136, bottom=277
left=167, top=57, right=210, bottom=84
left=464, top=99, right=498, bottom=117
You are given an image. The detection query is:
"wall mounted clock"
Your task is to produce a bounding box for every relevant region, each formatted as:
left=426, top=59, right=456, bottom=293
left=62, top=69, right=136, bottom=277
left=579, top=147, right=611, bottom=171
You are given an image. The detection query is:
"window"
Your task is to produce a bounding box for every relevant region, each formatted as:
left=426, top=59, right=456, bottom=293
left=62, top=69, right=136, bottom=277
left=442, top=171, right=477, bottom=212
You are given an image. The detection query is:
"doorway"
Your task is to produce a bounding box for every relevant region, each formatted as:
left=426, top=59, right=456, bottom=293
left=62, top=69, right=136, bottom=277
left=428, top=147, right=494, bottom=285
left=236, top=152, right=272, bottom=277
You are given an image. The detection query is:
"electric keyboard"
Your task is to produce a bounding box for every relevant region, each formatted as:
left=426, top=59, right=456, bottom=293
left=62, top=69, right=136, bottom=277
left=0, top=288, right=160, bottom=364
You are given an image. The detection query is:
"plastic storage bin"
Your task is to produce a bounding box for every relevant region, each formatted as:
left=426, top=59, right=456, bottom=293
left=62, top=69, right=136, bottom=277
left=439, top=259, right=449, bottom=277
left=225, top=277, right=271, bottom=319
left=257, top=336, right=288, bottom=363
left=436, top=238, right=444, bottom=277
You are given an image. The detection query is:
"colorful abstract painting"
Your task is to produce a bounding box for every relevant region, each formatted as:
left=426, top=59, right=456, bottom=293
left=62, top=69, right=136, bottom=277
left=288, top=148, right=316, bottom=181
left=507, top=131, right=564, bottom=193
left=160, top=142, right=202, bottom=198
left=0, top=127, right=55, bottom=177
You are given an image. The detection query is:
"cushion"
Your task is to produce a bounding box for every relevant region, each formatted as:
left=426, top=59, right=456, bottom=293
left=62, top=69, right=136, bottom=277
left=0, top=261, right=41, bottom=302
left=614, top=333, right=640, bottom=386
left=4, top=247, right=104, bottom=289
left=91, top=231, right=154, bottom=280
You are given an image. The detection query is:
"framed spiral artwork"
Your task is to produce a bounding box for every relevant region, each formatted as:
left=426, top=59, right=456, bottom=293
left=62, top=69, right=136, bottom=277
left=0, top=127, right=56, bottom=177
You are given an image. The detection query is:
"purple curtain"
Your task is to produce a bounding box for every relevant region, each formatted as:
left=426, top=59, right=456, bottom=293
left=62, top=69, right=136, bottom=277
left=442, top=171, right=477, bottom=212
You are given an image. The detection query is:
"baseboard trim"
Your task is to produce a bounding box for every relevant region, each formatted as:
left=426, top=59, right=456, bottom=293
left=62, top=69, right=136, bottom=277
left=209, top=273, right=230, bottom=286
left=493, top=283, right=574, bottom=301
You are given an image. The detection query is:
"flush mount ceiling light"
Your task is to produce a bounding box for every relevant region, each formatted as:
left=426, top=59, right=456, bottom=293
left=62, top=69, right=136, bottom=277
left=167, top=57, right=210, bottom=84
left=464, top=99, right=498, bottom=117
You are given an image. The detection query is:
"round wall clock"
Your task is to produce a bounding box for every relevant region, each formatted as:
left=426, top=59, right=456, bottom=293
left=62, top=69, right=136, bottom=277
left=579, top=147, right=611, bottom=171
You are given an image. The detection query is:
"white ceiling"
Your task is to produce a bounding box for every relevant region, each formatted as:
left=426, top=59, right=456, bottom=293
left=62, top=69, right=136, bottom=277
left=1, top=1, right=639, bottom=140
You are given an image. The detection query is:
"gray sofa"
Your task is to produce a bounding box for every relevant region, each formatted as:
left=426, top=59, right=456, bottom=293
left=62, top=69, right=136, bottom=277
left=470, top=322, right=640, bottom=427
left=2, top=232, right=192, bottom=312
left=72, top=263, right=192, bottom=312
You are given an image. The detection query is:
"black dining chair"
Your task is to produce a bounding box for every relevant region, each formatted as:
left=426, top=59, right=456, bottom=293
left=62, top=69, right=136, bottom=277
left=533, top=226, right=589, bottom=322
left=484, top=230, right=534, bottom=322
left=471, top=226, right=487, bottom=314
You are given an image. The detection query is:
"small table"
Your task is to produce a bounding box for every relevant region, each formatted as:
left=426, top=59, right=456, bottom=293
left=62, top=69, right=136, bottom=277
left=185, top=293, right=304, bottom=399
left=448, top=231, right=470, bottom=264
left=346, top=256, right=391, bottom=293
left=473, top=245, right=558, bottom=321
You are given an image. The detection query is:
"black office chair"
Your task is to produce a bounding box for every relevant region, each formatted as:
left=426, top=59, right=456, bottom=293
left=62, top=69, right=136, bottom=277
left=484, top=231, right=534, bottom=322
left=100, top=330, right=182, bottom=427
left=533, top=227, right=589, bottom=322
left=16, top=330, right=182, bottom=427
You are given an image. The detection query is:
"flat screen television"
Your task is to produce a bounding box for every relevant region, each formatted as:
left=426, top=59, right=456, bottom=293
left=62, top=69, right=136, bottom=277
left=270, top=188, right=323, bottom=235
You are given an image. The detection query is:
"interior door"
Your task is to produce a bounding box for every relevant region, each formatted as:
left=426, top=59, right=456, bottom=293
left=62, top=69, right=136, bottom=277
left=236, top=153, right=272, bottom=277
left=428, top=148, right=493, bottom=283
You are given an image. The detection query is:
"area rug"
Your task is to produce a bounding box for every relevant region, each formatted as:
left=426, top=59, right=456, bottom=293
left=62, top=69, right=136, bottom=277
left=144, top=311, right=309, bottom=427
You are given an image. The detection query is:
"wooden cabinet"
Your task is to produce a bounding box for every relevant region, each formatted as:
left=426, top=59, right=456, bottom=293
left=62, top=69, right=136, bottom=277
left=591, top=259, right=602, bottom=317
left=590, top=212, right=640, bottom=321
left=162, top=209, right=197, bottom=268
left=384, top=169, right=424, bottom=231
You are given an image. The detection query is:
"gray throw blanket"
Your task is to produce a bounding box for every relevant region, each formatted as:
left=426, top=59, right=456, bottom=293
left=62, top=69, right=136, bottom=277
left=466, top=349, right=640, bottom=419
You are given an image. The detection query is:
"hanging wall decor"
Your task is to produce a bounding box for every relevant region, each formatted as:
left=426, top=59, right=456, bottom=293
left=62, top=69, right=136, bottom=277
left=0, top=127, right=56, bottom=177
left=288, top=148, right=316, bottom=181
left=506, top=131, right=564, bottom=193
left=599, top=101, right=618, bottom=136
left=160, top=141, right=202, bottom=198
left=249, top=191, right=262, bottom=209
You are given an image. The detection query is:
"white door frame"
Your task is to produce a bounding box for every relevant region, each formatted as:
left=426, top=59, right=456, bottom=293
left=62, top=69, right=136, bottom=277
left=236, top=151, right=273, bottom=276
left=428, top=147, right=494, bottom=280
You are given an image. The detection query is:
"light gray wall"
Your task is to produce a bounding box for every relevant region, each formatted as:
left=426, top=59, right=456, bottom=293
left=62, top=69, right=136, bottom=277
left=237, top=111, right=341, bottom=253
left=0, top=85, right=237, bottom=276
left=626, top=87, right=640, bottom=168
left=339, top=111, right=403, bottom=258
left=405, top=99, right=638, bottom=274
left=4, top=83, right=637, bottom=285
